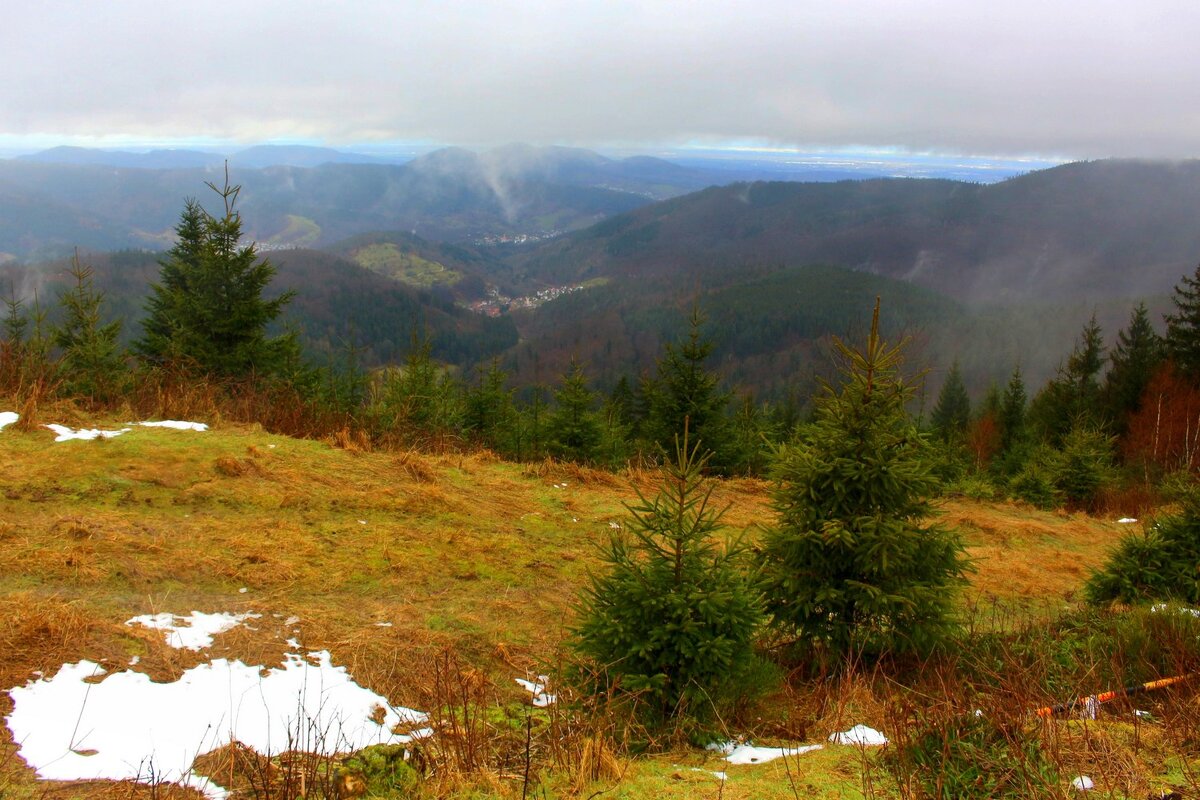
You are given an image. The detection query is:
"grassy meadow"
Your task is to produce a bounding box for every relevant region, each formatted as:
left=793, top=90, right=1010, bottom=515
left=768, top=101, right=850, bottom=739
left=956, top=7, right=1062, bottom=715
left=0, top=411, right=1187, bottom=798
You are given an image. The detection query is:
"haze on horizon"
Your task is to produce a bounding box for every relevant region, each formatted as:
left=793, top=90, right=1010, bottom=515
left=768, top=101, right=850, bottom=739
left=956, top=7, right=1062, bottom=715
left=3, top=0, right=1199, bottom=160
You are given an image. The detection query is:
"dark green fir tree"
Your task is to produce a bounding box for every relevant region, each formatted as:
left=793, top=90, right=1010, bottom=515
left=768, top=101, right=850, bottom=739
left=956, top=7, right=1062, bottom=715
left=1165, top=263, right=1200, bottom=381
left=546, top=359, right=603, bottom=463
left=644, top=307, right=736, bottom=473
left=1102, top=302, right=1164, bottom=434
left=52, top=252, right=125, bottom=401
left=758, top=300, right=967, bottom=658
left=571, top=431, right=764, bottom=726
left=136, top=170, right=296, bottom=377
left=930, top=361, right=971, bottom=442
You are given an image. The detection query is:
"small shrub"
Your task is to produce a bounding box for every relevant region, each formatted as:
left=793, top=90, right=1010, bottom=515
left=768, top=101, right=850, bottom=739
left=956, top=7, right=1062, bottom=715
left=1009, top=458, right=1060, bottom=510
left=1087, top=500, right=1200, bottom=605
left=569, top=434, right=766, bottom=732
left=888, top=711, right=1062, bottom=799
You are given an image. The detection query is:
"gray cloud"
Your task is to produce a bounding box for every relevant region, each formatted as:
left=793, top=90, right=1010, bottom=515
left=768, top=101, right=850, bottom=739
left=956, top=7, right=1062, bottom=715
left=4, top=0, right=1200, bottom=157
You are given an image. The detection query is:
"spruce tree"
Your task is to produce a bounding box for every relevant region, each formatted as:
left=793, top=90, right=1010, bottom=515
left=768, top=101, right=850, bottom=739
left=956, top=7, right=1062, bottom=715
left=137, top=171, right=296, bottom=377
left=644, top=308, right=735, bottom=473
left=52, top=252, right=125, bottom=401
left=571, top=432, right=764, bottom=726
left=993, top=366, right=1030, bottom=477
left=758, top=301, right=967, bottom=658
left=930, top=361, right=971, bottom=442
left=1029, top=314, right=1106, bottom=446
left=1102, top=302, right=1164, bottom=434
left=1165, top=263, right=1200, bottom=380
left=463, top=360, right=516, bottom=454
left=546, top=359, right=603, bottom=463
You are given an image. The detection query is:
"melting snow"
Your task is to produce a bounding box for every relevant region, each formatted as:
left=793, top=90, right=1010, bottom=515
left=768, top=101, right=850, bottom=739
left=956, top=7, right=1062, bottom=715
left=1117, top=517, right=1138, bottom=524
left=0, top=411, right=17, bottom=431
left=829, top=724, right=888, bottom=746
left=6, top=651, right=427, bottom=797
left=126, top=611, right=261, bottom=651
left=708, top=740, right=823, bottom=765
left=135, top=420, right=208, bottom=431
left=45, top=424, right=131, bottom=442
left=515, top=675, right=557, bottom=707
left=1072, top=775, right=1095, bottom=791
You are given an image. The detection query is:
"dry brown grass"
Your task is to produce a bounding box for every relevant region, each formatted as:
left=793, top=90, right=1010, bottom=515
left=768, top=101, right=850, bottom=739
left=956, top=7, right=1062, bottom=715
left=0, top=412, right=1167, bottom=798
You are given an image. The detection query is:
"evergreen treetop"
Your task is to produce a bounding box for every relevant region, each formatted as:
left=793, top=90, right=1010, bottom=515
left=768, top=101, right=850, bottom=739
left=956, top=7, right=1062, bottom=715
left=1103, top=302, right=1165, bottom=432
left=644, top=307, right=736, bottom=473
left=570, top=431, right=764, bottom=725
left=930, top=360, right=971, bottom=442
left=546, top=359, right=603, bottom=463
left=1166, top=263, right=1200, bottom=381
left=136, top=170, right=296, bottom=377
left=758, top=300, right=967, bottom=658
left=52, top=252, right=125, bottom=401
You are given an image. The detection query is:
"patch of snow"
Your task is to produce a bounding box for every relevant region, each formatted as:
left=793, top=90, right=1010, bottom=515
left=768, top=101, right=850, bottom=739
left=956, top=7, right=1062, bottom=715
left=45, top=424, right=131, bottom=442
left=708, top=740, right=824, bottom=765
left=136, top=420, right=208, bottom=432
left=829, top=725, right=888, bottom=746
left=1117, top=517, right=1138, bottom=524
left=0, top=411, right=17, bottom=431
left=126, top=612, right=261, bottom=651
left=238, top=587, right=248, bottom=594
left=374, top=622, right=392, bottom=628
left=129, top=656, right=140, bottom=666
left=358, top=520, right=367, bottom=525
left=284, top=616, right=301, bottom=626
left=608, top=521, right=620, bottom=529
left=1152, top=603, right=1200, bottom=618
left=515, top=675, right=556, bottom=707
left=685, top=767, right=727, bottom=781
left=6, top=652, right=426, bottom=796
left=1071, top=775, right=1094, bottom=791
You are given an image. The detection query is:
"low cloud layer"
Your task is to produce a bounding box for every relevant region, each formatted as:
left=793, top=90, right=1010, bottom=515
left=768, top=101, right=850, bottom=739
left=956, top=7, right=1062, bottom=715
left=5, top=0, right=1199, bottom=158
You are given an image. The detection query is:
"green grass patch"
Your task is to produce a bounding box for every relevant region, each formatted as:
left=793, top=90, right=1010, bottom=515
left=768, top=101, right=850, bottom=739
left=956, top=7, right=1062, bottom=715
left=352, top=242, right=462, bottom=288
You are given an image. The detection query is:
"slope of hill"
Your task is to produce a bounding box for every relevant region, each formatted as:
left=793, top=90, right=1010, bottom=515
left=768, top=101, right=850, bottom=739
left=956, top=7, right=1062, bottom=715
left=0, top=148, right=662, bottom=259
left=0, top=415, right=1142, bottom=798
left=1, top=248, right=516, bottom=368
left=506, top=159, right=1200, bottom=305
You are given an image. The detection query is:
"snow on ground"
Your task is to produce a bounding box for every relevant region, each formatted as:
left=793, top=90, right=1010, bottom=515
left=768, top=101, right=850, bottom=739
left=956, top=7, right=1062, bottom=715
left=0, top=411, right=17, bottom=431
left=1117, top=517, right=1138, bottom=524
left=126, top=611, right=261, bottom=651
left=6, top=650, right=429, bottom=797
left=45, top=424, right=131, bottom=442
left=515, top=675, right=557, bottom=707
left=707, top=740, right=824, bottom=765
left=828, top=724, right=888, bottom=746
left=135, top=420, right=209, bottom=431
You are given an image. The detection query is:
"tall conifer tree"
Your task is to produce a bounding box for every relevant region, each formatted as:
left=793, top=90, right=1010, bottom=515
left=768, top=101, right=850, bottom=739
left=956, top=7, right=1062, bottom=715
left=930, top=361, right=971, bottom=442
left=644, top=308, right=735, bottom=473
left=1103, top=302, right=1164, bottom=433
left=1166, top=263, right=1200, bottom=380
left=137, top=171, right=296, bottom=377
left=759, top=301, right=967, bottom=658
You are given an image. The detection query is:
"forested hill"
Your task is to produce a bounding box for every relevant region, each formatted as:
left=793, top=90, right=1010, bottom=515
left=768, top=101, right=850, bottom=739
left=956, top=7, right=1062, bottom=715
left=1, top=249, right=517, bottom=368
left=503, top=159, right=1200, bottom=304
left=0, top=145, right=720, bottom=262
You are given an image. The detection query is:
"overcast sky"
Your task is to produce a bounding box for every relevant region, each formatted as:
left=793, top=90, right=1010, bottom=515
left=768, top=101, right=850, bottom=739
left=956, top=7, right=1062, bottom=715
left=4, top=0, right=1199, bottom=158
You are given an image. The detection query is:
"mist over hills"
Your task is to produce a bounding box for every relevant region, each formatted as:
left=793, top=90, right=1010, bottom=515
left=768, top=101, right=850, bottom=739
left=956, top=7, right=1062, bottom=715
left=5, top=152, right=1200, bottom=402
left=0, top=144, right=721, bottom=261
left=506, top=159, right=1200, bottom=306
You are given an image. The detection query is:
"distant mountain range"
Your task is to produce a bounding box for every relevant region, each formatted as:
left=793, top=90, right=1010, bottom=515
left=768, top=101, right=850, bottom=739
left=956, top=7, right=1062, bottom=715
left=5, top=151, right=1200, bottom=402
left=0, top=144, right=726, bottom=261
left=14, top=144, right=398, bottom=170
left=505, top=159, right=1200, bottom=305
